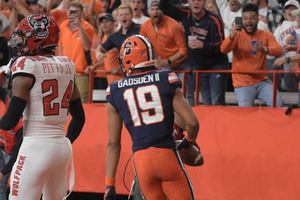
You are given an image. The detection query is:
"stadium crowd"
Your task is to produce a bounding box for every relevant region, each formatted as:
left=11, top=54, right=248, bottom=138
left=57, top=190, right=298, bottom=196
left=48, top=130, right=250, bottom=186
left=0, top=0, right=299, bottom=106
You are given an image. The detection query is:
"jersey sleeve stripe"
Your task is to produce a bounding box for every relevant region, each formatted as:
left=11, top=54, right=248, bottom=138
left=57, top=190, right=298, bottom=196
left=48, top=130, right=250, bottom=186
left=168, top=72, right=180, bottom=84
left=106, top=86, right=111, bottom=96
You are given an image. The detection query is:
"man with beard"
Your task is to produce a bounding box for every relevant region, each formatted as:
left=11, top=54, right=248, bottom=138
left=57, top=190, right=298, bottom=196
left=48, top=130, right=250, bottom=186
left=96, top=4, right=140, bottom=54
left=140, top=0, right=192, bottom=104
left=220, top=3, right=284, bottom=107
left=160, top=0, right=229, bottom=106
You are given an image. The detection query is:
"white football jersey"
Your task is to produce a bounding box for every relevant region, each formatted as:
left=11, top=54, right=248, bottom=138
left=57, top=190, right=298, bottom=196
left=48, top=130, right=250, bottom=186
left=11, top=55, right=76, bottom=137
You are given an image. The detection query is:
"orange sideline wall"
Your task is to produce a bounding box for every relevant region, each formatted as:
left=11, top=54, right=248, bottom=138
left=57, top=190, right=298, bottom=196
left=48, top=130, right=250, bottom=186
left=2, top=103, right=300, bottom=199
left=69, top=104, right=300, bottom=200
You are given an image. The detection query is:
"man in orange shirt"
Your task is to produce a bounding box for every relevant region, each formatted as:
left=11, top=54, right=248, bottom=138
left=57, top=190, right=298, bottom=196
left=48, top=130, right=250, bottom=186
left=98, top=12, right=124, bottom=84
left=140, top=0, right=193, bottom=104
left=87, top=12, right=124, bottom=85
left=221, top=3, right=283, bottom=107
left=59, top=2, right=94, bottom=103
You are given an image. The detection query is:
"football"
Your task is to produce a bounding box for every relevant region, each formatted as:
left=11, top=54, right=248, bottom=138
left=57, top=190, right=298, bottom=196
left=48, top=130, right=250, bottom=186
left=175, top=140, right=204, bottom=167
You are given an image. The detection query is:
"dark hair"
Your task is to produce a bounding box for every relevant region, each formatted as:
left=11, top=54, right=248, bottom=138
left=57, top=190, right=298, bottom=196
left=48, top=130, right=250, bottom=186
left=242, top=3, right=258, bottom=15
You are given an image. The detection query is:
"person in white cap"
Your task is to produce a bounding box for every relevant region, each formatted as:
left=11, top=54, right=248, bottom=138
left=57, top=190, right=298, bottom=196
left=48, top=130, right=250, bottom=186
left=273, top=0, right=300, bottom=92
left=274, top=6, right=300, bottom=107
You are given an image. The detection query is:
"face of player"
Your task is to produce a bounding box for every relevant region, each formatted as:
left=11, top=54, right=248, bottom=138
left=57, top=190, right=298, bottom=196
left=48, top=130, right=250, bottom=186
left=285, top=5, right=298, bottom=21
left=100, top=19, right=114, bottom=33
left=229, top=0, right=241, bottom=12
left=129, top=0, right=145, bottom=17
left=118, top=8, right=133, bottom=29
left=148, top=6, right=163, bottom=25
left=242, top=11, right=258, bottom=34
left=188, top=0, right=206, bottom=16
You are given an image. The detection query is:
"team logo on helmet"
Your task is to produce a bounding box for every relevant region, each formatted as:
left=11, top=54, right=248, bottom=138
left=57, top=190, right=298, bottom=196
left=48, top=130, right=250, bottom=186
left=123, top=42, right=132, bottom=56
left=27, top=15, right=50, bottom=38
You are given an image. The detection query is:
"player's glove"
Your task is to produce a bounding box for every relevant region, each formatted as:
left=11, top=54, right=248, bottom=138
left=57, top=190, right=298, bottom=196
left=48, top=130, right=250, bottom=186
left=104, top=186, right=116, bottom=200
left=173, top=123, right=184, bottom=140
left=177, top=137, right=194, bottom=150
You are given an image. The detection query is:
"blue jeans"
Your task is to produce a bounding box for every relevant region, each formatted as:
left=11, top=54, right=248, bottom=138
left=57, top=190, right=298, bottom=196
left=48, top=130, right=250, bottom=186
left=0, top=149, right=10, bottom=200
left=163, top=60, right=195, bottom=106
left=234, top=79, right=284, bottom=107
left=172, top=60, right=195, bottom=106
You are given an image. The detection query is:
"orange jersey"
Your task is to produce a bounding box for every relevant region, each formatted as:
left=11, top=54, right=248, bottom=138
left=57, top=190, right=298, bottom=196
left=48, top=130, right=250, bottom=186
left=59, top=19, right=94, bottom=75
left=140, top=15, right=187, bottom=68
left=221, top=29, right=282, bottom=88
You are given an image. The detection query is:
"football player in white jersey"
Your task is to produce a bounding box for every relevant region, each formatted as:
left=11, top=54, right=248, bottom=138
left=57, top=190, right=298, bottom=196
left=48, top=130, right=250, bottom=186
left=0, top=14, right=85, bottom=200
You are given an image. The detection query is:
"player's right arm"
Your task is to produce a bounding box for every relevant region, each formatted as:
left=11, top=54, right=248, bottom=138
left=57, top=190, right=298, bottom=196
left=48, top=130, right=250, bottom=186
left=106, top=103, right=122, bottom=179
left=104, top=103, right=122, bottom=200
left=66, top=83, right=85, bottom=144
left=172, top=88, right=199, bottom=141
left=0, top=75, right=33, bottom=130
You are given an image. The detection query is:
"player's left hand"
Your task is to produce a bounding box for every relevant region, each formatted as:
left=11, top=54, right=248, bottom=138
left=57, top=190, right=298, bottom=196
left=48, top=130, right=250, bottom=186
left=104, top=186, right=116, bottom=200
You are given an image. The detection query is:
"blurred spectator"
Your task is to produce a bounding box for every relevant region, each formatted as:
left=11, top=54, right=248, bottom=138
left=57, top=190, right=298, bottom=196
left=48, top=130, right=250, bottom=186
left=140, top=0, right=193, bottom=104
left=205, top=0, right=219, bottom=15
left=274, top=7, right=300, bottom=106
left=59, top=2, right=94, bottom=102
left=96, top=4, right=140, bottom=54
left=49, top=0, right=69, bottom=26
left=221, top=3, right=283, bottom=107
left=210, top=0, right=243, bottom=92
left=14, top=0, right=48, bottom=17
left=0, top=11, right=9, bottom=35
left=250, top=0, right=284, bottom=90
left=82, top=0, right=103, bottom=29
left=160, top=0, right=229, bottom=105
left=250, top=0, right=284, bottom=32
left=0, top=19, right=9, bottom=67
left=94, top=12, right=124, bottom=84
left=101, top=0, right=113, bottom=13
left=273, top=0, right=299, bottom=92
left=129, top=0, right=149, bottom=24
left=111, top=0, right=129, bottom=11
left=112, top=8, right=120, bottom=29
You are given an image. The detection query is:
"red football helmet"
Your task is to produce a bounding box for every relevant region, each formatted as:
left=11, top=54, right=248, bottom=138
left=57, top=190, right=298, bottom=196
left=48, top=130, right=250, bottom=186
left=10, top=14, right=60, bottom=55
left=119, top=35, right=157, bottom=76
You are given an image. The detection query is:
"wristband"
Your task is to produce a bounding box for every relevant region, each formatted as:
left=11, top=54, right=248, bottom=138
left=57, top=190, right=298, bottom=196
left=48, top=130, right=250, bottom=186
left=286, top=57, right=291, bottom=64
left=186, top=135, right=196, bottom=142
left=105, top=177, right=116, bottom=186
left=168, top=58, right=172, bottom=65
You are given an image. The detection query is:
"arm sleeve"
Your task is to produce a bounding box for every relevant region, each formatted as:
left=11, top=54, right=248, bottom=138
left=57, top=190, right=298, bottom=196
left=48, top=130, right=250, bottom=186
left=0, top=96, right=26, bottom=131
left=1, top=127, right=23, bottom=175
left=220, top=35, right=237, bottom=54
left=202, top=15, right=225, bottom=51
left=66, top=98, right=85, bottom=144
left=266, top=32, right=283, bottom=57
